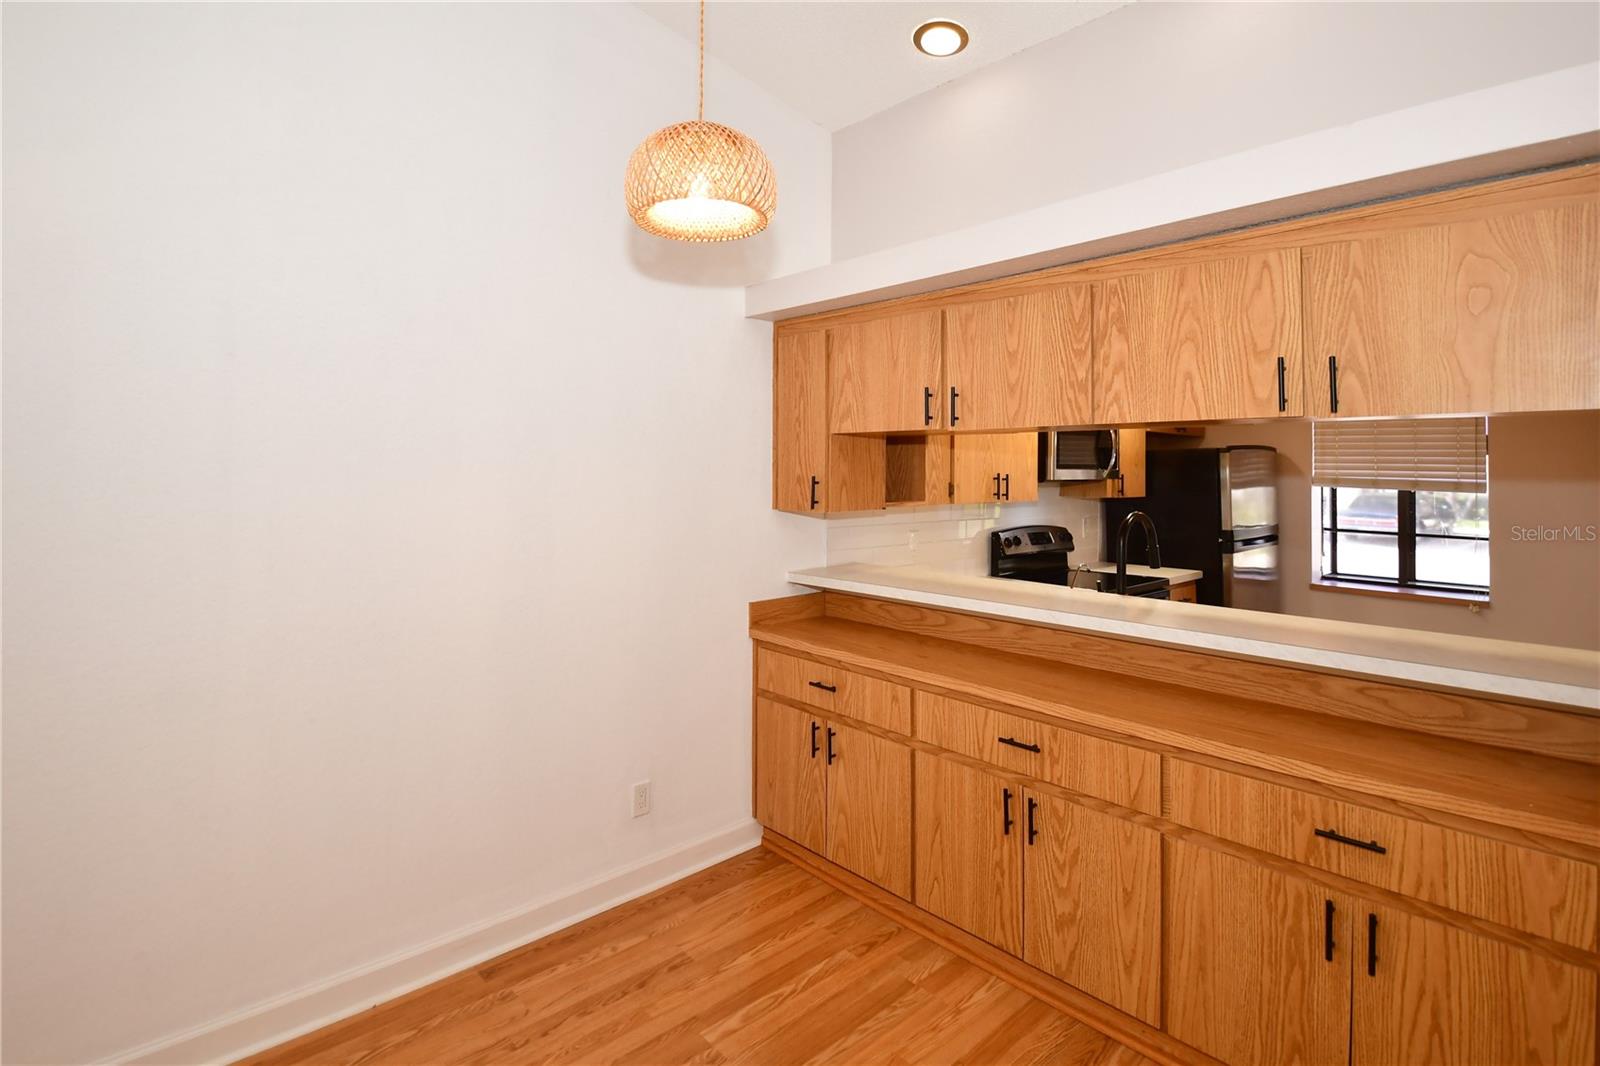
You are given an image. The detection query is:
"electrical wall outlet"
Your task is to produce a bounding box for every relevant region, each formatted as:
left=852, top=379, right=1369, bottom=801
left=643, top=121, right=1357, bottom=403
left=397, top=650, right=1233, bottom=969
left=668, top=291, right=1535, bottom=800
left=631, top=780, right=651, bottom=818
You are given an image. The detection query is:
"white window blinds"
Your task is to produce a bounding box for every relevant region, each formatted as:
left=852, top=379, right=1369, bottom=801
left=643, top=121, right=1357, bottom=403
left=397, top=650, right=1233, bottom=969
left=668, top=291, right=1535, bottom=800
left=1312, top=417, right=1487, bottom=493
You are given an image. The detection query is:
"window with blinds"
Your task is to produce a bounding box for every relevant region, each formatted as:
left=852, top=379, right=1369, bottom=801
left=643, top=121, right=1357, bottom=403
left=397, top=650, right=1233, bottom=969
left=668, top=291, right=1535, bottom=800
left=1312, top=417, right=1489, bottom=595
left=1312, top=417, right=1487, bottom=493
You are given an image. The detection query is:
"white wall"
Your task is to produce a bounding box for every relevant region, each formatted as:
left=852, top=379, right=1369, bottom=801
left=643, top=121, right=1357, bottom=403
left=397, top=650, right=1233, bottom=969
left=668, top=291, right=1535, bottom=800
left=1, top=4, right=829, bottom=1062
left=832, top=1, right=1600, bottom=258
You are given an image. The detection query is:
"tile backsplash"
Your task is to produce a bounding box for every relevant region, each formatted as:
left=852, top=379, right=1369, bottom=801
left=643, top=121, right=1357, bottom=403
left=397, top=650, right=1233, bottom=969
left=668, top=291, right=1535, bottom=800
left=826, top=495, right=1103, bottom=575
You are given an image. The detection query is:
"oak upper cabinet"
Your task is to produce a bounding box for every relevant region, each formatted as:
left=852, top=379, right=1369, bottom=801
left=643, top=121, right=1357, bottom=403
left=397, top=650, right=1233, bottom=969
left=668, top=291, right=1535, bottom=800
left=1304, top=197, right=1600, bottom=417
left=950, top=433, right=1039, bottom=505
left=773, top=327, right=886, bottom=516
left=943, top=284, right=1093, bottom=430
left=914, top=752, right=1023, bottom=954
left=773, top=329, right=830, bottom=514
left=824, top=720, right=912, bottom=900
left=1023, top=790, right=1161, bottom=1025
left=1166, top=840, right=1353, bottom=1066
left=1095, top=249, right=1303, bottom=424
left=754, top=698, right=826, bottom=854
left=1351, top=902, right=1596, bottom=1066
left=829, top=309, right=944, bottom=433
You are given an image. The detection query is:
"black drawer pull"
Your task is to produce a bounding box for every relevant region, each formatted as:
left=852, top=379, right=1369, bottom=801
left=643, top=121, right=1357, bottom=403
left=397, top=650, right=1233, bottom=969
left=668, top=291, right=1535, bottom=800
left=1002, top=787, right=1014, bottom=836
left=810, top=721, right=819, bottom=759
left=992, top=473, right=1001, bottom=500
left=1002, top=473, right=1010, bottom=500
left=1328, top=355, right=1340, bottom=413
left=997, top=736, right=1041, bottom=753
left=809, top=475, right=819, bottom=511
left=1276, top=356, right=1287, bottom=413
left=1324, top=899, right=1335, bottom=962
left=923, top=387, right=933, bottom=426
left=826, top=726, right=837, bottom=765
left=1366, top=912, right=1378, bottom=977
left=1026, top=797, right=1038, bottom=846
left=950, top=386, right=960, bottom=425
left=1315, top=827, right=1387, bottom=854
left=807, top=680, right=837, bottom=693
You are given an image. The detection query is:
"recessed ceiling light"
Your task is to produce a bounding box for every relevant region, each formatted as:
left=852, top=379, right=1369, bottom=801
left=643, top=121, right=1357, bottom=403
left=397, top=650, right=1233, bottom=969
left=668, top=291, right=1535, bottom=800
left=912, top=19, right=969, bottom=58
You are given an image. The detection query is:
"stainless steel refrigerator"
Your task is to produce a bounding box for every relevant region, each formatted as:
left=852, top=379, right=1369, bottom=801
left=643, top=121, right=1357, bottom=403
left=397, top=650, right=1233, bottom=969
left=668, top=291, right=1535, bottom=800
left=1103, top=446, right=1280, bottom=612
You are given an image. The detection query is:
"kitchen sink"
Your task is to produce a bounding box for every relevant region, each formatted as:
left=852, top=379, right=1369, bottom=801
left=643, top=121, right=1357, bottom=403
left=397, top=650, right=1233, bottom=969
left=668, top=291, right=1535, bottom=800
left=1079, top=572, right=1171, bottom=598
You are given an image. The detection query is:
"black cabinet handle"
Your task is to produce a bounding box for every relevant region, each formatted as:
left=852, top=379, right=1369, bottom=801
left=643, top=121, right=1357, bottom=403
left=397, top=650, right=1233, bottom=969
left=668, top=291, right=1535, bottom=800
left=1002, top=788, right=1014, bottom=835
left=809, top=475, right=819, bottom=511
left=1328, top=355, right=1340, bottom=413
left=1366, top=912, right=1378, bottom=977
left=950, top=386, right=960, bottom=425
left=807, top=680, right=837, bottom=693
left=1315, top=827, right=1387, bottom=854
left=826, top=727, right=837, bottom=765
left=923, top=387, right=933, bottom=426
left=1324, top=899, right=1336, bottom=962
left=1276, top=356, right=1287, bottom=413
left=992, top=473, right=1001, bottom=500
left=1002, top=474, right=1010, bottom=500
left=997, top=736, right=1041, bottom=753
left=810, top=721, right=819, bottom=759
left=1026, top=797, right=1038, bottom=845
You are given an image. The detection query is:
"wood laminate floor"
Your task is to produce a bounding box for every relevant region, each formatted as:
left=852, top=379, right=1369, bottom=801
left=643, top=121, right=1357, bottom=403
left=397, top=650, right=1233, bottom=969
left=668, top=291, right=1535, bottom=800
left=242, top=847, right=1152, bottom=1066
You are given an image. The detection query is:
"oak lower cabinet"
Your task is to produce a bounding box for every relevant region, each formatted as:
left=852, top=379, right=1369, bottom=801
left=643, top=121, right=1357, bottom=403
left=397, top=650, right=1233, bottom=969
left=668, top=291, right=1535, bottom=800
left=914, top=752, right=1161, bottom=1022
left=1023, top=791, right=1161, bottom=1024
left=913, top=752, right=1023, bottom=952
left=1303, top=196, right=1599, bottom=417
left=755, top=698, right=912, bottom=899
left=754, top=698, right=826, bottom=855
left=1168, top=839, right=1598, bottom=1066
left=1352, top=902, right=1596, bottom=1066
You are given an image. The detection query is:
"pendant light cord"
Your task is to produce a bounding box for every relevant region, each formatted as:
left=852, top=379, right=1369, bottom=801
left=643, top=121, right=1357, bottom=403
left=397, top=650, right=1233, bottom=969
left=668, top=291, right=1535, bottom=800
left=697, top=0, right=705, bottom=121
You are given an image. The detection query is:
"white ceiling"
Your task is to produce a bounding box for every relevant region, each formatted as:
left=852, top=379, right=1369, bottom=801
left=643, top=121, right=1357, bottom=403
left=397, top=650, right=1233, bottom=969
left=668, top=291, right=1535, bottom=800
left=634, top=2, right=1128, bottom=131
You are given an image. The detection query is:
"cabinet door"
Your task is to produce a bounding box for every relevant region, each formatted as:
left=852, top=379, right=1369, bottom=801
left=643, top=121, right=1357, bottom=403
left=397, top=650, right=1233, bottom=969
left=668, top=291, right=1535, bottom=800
left=1166, top=840, right=1353, bottom=1066
left=1305, top=199, right=1599, bottom=417
left=753, top=698, right=825, bottom=854
left=914, top=752, right=1023, bottom=954
left=824, top=721, right=912, bottom=899
left=1352, top=902, right=1596, bottom=1066
left=1023, top=791, right=1161, bottom=1024
left=773, top=329, right=829, bottom=514
left=950, top=433, right=1038, bottom=505
left=1095, top=249, right=1302, bottom=423
left=944, top=284, right=1093, bottom=430
left=829, top=310, right=944, bottom=433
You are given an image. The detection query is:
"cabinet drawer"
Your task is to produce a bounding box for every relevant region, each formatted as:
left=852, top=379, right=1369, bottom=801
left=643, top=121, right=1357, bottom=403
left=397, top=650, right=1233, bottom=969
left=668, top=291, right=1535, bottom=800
left=914, top=692, right=1158, bottom=814
left=1167, top=758, right=1599, bottom=950
left=756, top=648, right=911, bottom=734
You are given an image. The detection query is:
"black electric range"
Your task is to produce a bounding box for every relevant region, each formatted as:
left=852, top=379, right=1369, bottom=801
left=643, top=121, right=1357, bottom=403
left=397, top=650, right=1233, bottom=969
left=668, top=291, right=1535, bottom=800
left=988, top=524, right=1171, bottom=599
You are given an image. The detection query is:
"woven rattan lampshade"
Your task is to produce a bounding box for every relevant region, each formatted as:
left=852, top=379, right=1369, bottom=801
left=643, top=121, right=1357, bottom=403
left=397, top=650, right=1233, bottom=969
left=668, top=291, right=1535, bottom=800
left=624, top=2, right=777, bottom=242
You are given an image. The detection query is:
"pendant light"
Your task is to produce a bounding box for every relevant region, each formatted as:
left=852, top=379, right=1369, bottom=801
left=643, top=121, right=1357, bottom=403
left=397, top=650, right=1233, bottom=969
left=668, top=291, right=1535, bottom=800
left=624, top=0, right=777, bottom=242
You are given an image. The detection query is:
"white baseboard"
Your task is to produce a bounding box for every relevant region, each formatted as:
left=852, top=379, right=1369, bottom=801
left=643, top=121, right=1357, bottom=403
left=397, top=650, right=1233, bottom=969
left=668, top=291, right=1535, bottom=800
left=115, top=820, right=764, bottom=1065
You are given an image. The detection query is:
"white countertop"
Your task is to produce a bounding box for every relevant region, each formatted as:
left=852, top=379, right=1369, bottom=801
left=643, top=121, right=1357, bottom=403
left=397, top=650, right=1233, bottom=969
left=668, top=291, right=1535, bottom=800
left=786, top=563, right=1600, bottom=712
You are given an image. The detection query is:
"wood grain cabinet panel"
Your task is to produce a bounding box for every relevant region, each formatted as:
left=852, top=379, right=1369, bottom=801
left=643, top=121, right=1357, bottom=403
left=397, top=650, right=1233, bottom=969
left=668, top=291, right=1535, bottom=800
left=757, top=649, right=910, bottom=734
left=772, top=329, right=829, bottom=514
left=1352, top=902, right=1597, bottom=1066
left=828, top=310, right=944, bottom=433
left=914, top=751, right=1023, bottom=954
left=1094, top=249, right=1303, bottom=424
left=950, top=433, right=1039, bottom=505
left=1305, top=197, right=1600, bottom=417
left=825, top=720, right=912, bottom=899
left=1023, top=791, right=1160, bottom=1024
left=756, top=648, right=836, bottom=711
left=754, top=698, right=825, bottom=854
left=1167, top=758, right=1599, bottom=950
left=1166, top=839, right=1354, bottom=1066
left=943, top=284, right=1093, bottom=431
left=913, top=691, right=999, bottom=762
left=993, top=711, right=1159, bottom=814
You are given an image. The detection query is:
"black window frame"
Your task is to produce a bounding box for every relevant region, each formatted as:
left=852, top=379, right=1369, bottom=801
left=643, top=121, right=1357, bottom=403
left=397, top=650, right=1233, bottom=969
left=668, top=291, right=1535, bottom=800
left=1320, top=486, right=1489, bottom=595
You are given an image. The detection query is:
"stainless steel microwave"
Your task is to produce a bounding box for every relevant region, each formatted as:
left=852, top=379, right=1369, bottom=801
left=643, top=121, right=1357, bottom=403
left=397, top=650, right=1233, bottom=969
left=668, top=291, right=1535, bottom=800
left=1039, top=429, right=1118, bottom=482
